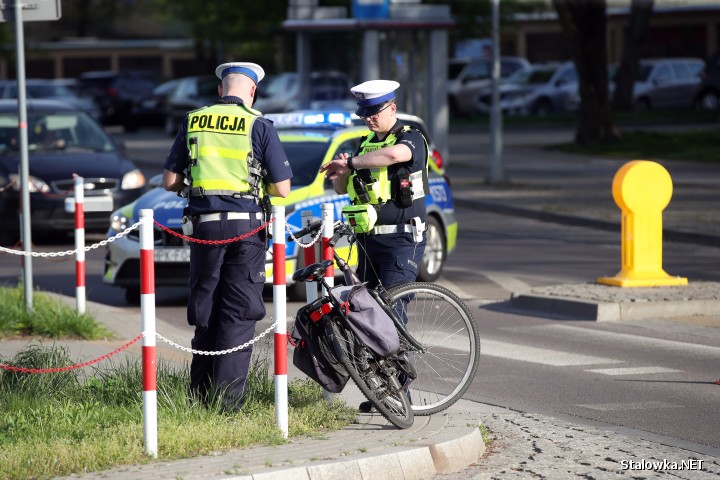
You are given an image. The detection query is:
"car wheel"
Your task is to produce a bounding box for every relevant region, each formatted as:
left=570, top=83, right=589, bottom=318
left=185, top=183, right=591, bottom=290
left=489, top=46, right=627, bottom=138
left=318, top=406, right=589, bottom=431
left=697, top=90, right=719, bottom=111
left=418, top=216, right=446, bottom=282
left=164, top=116, right=177, bottom=137
left=124, top=286, right=141, bottom=305
left=532, top=98, right=553, bottom=116
left=449, top=98, right=461, bottom=117
left=635, top=97, right=651, bottom=111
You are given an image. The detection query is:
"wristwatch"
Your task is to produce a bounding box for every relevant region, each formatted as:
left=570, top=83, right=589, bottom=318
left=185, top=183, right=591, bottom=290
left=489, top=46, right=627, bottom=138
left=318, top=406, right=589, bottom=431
left=347, top=155, right=355, bottom=170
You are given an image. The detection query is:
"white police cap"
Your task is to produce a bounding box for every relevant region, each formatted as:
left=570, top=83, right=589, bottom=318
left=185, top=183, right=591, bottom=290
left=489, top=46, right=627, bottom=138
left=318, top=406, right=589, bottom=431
left=215, top=62, right=265, bottom=84
left=350, top=79, right=400, bottom=117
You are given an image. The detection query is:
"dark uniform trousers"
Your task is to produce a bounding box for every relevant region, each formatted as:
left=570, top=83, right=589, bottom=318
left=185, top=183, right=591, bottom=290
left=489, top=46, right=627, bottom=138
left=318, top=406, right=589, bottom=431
left=356, top=231, right=426, bottom=291
left=187, top=213, right=266, bottom=410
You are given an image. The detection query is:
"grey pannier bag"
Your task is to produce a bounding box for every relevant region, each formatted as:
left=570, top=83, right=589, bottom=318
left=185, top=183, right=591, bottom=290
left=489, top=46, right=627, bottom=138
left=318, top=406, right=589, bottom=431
left=330, top=284, right=400, bottom=357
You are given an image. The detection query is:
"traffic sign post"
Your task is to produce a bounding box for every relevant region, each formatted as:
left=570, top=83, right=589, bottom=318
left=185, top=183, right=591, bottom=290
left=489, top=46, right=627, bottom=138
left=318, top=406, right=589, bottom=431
left=1, top=0, right=61, bottom=310
left=0, top=1, right=61, bottom=22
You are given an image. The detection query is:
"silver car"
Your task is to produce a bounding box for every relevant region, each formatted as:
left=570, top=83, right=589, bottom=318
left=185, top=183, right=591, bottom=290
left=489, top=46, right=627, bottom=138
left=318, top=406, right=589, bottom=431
left=617, top=58, right=705, bottom=110
left=474, top=62, right=579, bottom=116
left=448, top=56, right=531, bottom=117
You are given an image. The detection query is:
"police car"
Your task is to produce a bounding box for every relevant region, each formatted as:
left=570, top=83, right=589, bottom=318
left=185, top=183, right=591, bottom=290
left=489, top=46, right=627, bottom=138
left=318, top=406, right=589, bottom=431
left=103, top=110, right=457, bottom=303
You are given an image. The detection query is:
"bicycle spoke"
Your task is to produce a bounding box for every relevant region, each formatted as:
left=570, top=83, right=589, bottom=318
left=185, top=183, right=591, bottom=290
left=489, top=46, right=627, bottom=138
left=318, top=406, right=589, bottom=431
left=387, top=282, right=480, bottom=415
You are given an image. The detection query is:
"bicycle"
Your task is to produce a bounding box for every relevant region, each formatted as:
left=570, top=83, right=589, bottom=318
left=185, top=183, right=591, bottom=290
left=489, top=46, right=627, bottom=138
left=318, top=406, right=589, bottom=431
left=288, top=220, right=480, bottom=428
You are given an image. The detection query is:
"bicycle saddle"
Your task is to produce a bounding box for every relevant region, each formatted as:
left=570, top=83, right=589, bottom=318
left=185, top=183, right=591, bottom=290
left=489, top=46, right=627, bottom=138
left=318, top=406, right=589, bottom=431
left=292, top=259, right=334, bottom=283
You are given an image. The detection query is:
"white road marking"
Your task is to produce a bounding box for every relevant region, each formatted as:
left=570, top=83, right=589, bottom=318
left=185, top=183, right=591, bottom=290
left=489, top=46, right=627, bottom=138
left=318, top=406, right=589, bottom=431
left=434, top=276, right=474, bottom=301
left=483, top=270, right=532, bottom=293
left=519, top=324, right=720, bottom=357
left=586, top=366, right=681, bottom=376
left=482, top=340, right=623, bottom=367
left=577, top=401, right=683, bottom=411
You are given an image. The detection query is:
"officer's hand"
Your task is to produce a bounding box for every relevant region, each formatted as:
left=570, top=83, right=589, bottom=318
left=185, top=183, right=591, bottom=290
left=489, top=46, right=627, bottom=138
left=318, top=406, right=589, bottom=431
left=320, top=153, right=351, bottom=180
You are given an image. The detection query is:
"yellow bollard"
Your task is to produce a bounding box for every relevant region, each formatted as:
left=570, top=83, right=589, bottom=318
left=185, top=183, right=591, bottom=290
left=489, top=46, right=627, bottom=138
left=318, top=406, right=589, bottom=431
left=597, top=160, right=688, bottom=287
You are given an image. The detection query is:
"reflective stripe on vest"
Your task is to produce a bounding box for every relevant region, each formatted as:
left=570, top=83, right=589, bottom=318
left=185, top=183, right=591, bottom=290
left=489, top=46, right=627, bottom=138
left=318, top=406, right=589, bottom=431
left=347, top=126, right=428, bottom=205
left=187, top=104, right=257, bottom=197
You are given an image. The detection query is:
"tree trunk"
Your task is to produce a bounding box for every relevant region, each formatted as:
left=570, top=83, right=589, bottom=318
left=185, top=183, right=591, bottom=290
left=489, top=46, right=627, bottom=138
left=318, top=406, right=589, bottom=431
left=553, top=0, right=620, bottom=145
left=613, top=0, right=654, bottom=111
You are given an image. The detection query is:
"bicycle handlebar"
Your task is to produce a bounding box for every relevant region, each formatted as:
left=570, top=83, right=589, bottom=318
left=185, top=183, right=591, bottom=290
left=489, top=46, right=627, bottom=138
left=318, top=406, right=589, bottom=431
left=288, top=220, right=322, bottom=241
left=287, top=219, right=355, bottom=247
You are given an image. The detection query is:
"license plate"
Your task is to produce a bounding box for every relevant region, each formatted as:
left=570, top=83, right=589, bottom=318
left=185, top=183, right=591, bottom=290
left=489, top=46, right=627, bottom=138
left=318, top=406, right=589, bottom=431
left=154, top=247, right=190, bottom=263
left=64, top=195, right=114, bottom=213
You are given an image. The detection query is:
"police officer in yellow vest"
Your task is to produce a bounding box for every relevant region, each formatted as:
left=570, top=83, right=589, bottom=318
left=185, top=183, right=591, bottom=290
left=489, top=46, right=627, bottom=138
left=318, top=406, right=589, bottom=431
left=163, top=62, right=292, bottom=411
left=321, top=79, right=428, bottom=291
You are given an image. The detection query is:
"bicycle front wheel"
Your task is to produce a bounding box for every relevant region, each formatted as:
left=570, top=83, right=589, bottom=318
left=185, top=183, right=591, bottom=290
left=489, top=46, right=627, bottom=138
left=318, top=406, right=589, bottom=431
left=326, top=316, right=414, bottom=429
left=386, top=282, right=480, bottom=415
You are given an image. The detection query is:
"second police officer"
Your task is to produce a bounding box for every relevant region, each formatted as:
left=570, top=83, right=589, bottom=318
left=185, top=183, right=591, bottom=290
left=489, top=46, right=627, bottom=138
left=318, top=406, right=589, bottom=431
left=163, top=62, right=292, bottom=412
left=321, top=79, right=428, bottom=294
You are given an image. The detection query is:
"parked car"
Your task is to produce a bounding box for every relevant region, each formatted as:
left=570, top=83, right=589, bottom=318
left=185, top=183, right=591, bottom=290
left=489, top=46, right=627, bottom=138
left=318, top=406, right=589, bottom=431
left=694, top=53, right=720, bottom=110
left=0, top=79, right=101, bottom=121
left=448, top=56, right=531, bottom=117
left=161, top=76, right=218, bottom=136
left=0, top=99, right=146, bottom=242
left=474, top=62, right=579, bottom=116
left=76, top=70, right=160, bottom=131
left=612, top=58, right=704, bottom=110
left=253, top=71, right=356, bottom=114
left=103, top=110, right=457, bottom=304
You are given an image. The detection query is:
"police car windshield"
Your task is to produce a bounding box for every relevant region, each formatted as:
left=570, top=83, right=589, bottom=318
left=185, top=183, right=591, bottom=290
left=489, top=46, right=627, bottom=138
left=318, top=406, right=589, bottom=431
left=281, top=141, right=327, bottom=187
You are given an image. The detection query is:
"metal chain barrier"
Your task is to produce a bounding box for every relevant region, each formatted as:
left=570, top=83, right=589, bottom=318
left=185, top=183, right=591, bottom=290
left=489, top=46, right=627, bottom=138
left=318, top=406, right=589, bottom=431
left=154, top=218, right=273, bottom=245
left=0, top=319, right=283, bottom=373
left=0, top=220, right=144, bottom=258
left=0, top=334, right=143, bottom=374
left=154, top=320, right=280, bottom=355
left=285, top=217, right=329, bottom=248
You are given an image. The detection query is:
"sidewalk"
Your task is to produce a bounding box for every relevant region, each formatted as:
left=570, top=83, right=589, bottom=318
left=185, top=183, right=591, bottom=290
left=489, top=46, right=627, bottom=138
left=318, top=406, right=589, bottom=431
left=4, top=124, right=720, bottom=479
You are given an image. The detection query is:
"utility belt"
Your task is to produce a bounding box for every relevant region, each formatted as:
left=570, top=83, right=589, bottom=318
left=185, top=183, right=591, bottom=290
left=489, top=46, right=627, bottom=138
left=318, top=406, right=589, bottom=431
left=181, top=211, right=263, bottom=236
left=370, top=219, right=425, bottom=243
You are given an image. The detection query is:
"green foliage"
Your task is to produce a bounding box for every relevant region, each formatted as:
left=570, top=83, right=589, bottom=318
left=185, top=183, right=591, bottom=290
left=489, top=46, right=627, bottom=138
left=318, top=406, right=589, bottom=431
left=425, top=0, right=548, bottom=41
left=0, top=285, right=112, bottom=339
left=0, top=343, right=355, bottom=480
left=151, top=0, right=288, bottom=68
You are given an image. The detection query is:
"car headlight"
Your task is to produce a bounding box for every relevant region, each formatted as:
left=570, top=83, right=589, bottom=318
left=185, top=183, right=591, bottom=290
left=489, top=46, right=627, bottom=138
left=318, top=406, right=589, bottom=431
left=8, top=174, right=51, bottom=193
left=110, top=212, right=129, bottom=233
left=121, top=169, right=146, bottom=190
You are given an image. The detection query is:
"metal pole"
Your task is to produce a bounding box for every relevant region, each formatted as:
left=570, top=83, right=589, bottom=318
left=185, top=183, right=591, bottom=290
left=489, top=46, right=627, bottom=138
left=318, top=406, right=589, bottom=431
left=272, top=205, right=289, bottom=438
left=74, top=175, right=86, bottom=314
left=14, top=0, right=33, bottom=309
left=488, top=0, right=505, bottom=184
left=139, top=209, right=158, bottom=458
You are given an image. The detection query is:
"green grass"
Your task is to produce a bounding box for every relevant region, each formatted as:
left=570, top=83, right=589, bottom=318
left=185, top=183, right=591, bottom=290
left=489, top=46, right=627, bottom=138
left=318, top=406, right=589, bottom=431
left=549, top=128, right=720, bottom=163
left=0, top=342, right=356, bottom=480
left=0, top=284, right=112, bottom=339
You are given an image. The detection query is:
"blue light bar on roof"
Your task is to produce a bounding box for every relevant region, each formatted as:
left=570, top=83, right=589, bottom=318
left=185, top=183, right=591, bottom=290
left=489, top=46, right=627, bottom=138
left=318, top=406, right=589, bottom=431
left=265, top=111, right=352, bottom=128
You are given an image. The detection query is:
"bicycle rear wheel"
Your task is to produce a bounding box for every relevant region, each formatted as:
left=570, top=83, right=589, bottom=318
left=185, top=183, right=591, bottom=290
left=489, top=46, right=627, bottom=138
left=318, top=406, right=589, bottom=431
left=385, top=282, right=480, bottom=415
left=325, top=315, right=414, bottom=429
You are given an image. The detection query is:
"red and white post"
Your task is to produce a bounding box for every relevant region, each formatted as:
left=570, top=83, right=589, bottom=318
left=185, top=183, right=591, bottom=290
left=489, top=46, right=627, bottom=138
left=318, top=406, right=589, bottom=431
left=321, top=203, right=334, bottom=295
left=139, top=209, right=157, bottom=457
left=272, top=205, right=289, bottom=438
left=73, top=175, right=86, bottom=314
left=321, top=203, right=335, bottom=401
left=301, top=209, right=318, bottom=303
